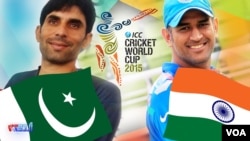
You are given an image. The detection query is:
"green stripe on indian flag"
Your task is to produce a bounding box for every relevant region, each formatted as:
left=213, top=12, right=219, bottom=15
left=165, top=114, right=222, bottom=141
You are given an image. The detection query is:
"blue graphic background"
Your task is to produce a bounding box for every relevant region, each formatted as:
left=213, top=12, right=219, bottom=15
left=0, top=0, right=48, bottom=88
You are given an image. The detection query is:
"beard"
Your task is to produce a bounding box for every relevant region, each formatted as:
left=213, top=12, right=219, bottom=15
left=42, top=52, right=76, bottom=64
left=40, top=47, right=77, bottom=64
left=39, top=41, right=81, bottom=65
left=180, top=52, right=212, bottom=68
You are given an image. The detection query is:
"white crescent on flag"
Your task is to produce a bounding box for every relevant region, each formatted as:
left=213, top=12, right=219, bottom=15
left=38, top=88, right=96, bottom=137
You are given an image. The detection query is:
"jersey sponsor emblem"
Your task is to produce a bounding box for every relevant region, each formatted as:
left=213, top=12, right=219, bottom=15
left=160, top=112, right=168, bottom=123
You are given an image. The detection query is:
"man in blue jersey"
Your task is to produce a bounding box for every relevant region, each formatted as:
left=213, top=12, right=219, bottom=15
left=146, top=0, right=218, bottom=140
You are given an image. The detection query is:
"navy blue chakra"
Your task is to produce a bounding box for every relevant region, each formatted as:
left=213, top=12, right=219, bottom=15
left=212, top=100, right=235, bottom=123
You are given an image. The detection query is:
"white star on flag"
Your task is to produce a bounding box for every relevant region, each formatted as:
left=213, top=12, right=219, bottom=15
left=63, top=92, right=76, bottom=106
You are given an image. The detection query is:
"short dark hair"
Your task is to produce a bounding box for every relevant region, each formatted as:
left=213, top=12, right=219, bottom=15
left=40, top=0, right=96, bottom=33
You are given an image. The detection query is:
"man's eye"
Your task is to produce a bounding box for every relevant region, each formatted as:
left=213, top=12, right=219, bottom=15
left=199, top=23, right=209, bottom=28
left=70, top=23, right=80, bottom=29
left=180, top=26, right=189, bottom=31
left=48, top=19, right=57, bottom=25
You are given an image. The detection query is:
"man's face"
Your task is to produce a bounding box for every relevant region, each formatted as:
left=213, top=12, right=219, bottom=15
left=163, top=9, right=218, bottom=68
left=36, top=6, right=92, bottom=64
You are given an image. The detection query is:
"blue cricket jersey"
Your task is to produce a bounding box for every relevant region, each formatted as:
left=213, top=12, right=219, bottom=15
left=146, top=62, right=179, bottom=141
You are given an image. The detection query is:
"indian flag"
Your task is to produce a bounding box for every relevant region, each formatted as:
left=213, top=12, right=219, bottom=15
left=164, top=68, right=250, bottom=141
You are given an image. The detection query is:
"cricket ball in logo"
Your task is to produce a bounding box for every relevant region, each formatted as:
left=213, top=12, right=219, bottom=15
left=125, top=32, right=131, bottom=38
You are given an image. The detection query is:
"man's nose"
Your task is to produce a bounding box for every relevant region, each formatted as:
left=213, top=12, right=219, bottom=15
left=190, top=28, right=202, bottom=41
left=55, top=24, right=67, bottom=37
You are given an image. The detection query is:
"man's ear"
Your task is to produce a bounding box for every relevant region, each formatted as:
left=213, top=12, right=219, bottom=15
left=162, top=28, right=173, bottom=48
left=81, top=33, right=93, bottom=50
left=213, top=17, right=219, bottom=35
left=35, top=25, right=41, bottom=42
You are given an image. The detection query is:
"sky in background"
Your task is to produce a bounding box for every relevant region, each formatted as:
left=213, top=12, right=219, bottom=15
left=0, top=0, right=48, bottom=87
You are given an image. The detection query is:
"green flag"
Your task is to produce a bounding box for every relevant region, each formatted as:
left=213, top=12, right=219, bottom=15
left=0, top=68, right=112, bottom=141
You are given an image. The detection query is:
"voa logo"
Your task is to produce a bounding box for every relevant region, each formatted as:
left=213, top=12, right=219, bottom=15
left=226, top=129, right=246, bottom=136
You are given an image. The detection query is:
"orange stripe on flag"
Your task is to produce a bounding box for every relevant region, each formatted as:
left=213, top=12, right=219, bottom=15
left=172, top=68, right=250, bottom=110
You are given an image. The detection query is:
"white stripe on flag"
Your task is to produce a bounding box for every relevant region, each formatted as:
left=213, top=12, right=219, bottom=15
left=169, top=91, right=250, bottom=124
left=0, top=87, right=30, bottom=141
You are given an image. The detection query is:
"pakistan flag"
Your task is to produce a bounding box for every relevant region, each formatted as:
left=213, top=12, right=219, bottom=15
left=0, top=68, right=112, bottom=141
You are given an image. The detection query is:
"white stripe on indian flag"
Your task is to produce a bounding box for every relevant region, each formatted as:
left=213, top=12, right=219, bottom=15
left=168, top=91, right=250, bottom=125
